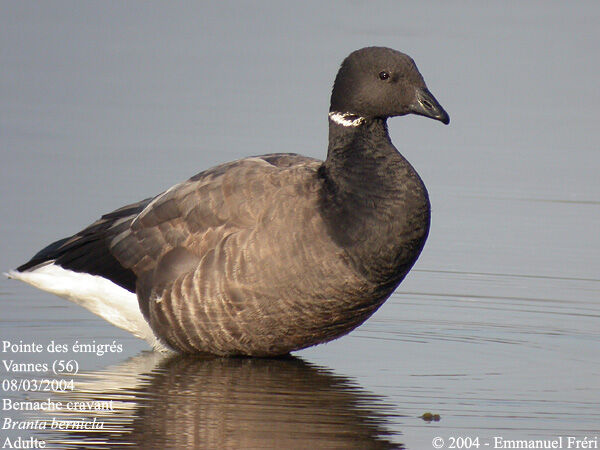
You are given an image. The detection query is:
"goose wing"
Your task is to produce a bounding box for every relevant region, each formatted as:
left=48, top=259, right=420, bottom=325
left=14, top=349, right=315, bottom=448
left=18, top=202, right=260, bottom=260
left=108, top=154, right=357, bottom=353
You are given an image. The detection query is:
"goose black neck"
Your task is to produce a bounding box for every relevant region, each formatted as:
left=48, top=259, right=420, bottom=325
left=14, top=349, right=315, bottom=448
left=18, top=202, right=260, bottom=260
left=318, top=114, right=430, bottom=287
left=324, top=115, right=399, bottom=187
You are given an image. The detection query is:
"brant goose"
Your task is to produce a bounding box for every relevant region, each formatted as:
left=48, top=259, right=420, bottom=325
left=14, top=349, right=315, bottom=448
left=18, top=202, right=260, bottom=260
left=8, top=47, right=449, bottom=356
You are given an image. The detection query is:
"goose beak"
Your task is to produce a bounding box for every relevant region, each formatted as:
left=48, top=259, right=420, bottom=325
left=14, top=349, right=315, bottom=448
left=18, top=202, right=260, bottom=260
left=412, top=88, right=450, bottom=125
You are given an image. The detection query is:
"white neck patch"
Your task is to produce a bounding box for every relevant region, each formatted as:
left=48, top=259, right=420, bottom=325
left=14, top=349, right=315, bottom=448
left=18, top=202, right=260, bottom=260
left=328, top=111, right=366, bottom=127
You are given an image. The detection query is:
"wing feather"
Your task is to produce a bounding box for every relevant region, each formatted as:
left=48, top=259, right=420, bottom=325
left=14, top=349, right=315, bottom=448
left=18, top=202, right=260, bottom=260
left=106, top=154, right=375, bottom=354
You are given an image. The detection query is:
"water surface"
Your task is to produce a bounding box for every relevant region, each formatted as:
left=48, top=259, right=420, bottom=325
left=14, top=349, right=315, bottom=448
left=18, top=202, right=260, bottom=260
left=1, top=2, right=599, bottom=449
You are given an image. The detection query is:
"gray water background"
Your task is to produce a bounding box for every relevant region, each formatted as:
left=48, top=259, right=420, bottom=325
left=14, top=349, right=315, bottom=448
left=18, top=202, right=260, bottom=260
left=1, top=2, right=599, bottom=448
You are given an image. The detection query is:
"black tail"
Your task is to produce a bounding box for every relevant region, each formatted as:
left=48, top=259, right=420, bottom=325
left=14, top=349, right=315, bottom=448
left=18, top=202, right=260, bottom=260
left=17, top=198, right=153, bottom=293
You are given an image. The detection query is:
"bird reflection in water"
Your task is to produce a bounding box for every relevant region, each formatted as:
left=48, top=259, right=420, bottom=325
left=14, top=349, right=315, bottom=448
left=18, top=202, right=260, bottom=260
left=37, top=353, right=404, bottom=449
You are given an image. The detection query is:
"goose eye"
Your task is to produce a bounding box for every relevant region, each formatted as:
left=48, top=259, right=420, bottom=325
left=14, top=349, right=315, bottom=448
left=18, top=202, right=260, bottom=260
left=378, top=71, right=390, bottom=80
